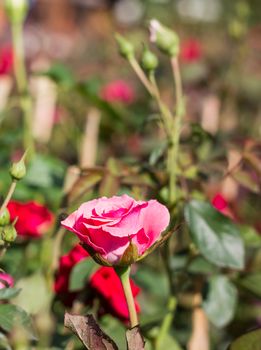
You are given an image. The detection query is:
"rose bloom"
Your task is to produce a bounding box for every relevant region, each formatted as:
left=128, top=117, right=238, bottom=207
left=100, top=80, right=135, bottom=104
left=54, top=244, right=140, bottom=320
left=212, top=193, right=235, bottom=220
left=0, top=46, right=13, bottom=76
left=61, top=194, right=170, bottom=266
left=0, top=273, right=14, bottom=289
left=7, top=200, right=53, bottom=238
left=180, top=39, right=202, bottom=63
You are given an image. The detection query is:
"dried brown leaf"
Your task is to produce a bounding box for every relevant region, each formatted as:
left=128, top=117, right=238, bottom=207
left=64, top=313, right=118, bottom=350
left=126, top=326, right=145, bottom=350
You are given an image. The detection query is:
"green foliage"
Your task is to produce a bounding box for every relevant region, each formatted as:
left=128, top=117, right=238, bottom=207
left=0, top=287, right=21, bottom=300
left=203, top=275, right=238, bottom=328
left=229, top=329, right=261, bottom=350
left=238, top=273, right=261, bottom=298
left=69, top=258, right=98, bottom=292
left=185, top=200, right=245, bottom=269
left=0, top=304, right=36, bottom=340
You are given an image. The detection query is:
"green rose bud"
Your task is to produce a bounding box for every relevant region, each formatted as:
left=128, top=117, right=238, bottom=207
left=115, top=33, right=135, bottom=60
left=0, top=208, right=11, bottom=226
left=9, top=157, right=26, bottom=181
left=141, top=47, right=158, bottom=72
left=1, top=224, right=17, bottom=243
left=149, top=19, right=179, bottom=57
left=5, top=0, right=28, bottom=25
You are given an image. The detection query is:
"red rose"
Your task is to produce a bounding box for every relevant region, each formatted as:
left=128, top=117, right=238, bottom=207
left=54, top=244, right=140, bottom=321
left=90, top=266, right=140, bottom=320
left=7, top=200, right=53, bottom=238
left=54, top=244, right=88, bottom=295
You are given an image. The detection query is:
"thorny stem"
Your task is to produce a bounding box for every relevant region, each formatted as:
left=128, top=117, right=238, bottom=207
left=11, top=22, right=35, bottom=158
left=116, top=266, right=138, bottom=328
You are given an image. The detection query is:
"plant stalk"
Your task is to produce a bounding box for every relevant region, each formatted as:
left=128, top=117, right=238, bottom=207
left=11, top=22, right=35, bottom=158
left=0, top=180, right=17, bottom=217
left=116, top=266, right=138, bottom=328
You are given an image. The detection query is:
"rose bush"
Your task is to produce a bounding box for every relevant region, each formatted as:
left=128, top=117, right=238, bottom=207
left=54, top=244, right=140, bottom=320
left=7, top=200, right=53, bottom=238
left=61, top=194, right=170, bottom=266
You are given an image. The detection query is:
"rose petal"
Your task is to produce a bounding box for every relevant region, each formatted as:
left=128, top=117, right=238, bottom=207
left=140, top=200, right=170, bottom=248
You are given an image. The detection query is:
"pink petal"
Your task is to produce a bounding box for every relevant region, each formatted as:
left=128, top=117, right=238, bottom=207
left=140, top=200, right=170, bottom=249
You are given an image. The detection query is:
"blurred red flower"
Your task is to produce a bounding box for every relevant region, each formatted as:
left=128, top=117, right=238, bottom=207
left=180, top=39, right=202, bottom=63
left=212, top=193, right=228, bottom=212
left=212, top=193, right=235, bottom=220
left=7, top=200, right=53, bottom=238
left=0, top=46, right=13, bottom=76
left=100, top=80, right=135, bottom=104
left=54, top=244, right=140, bottom=321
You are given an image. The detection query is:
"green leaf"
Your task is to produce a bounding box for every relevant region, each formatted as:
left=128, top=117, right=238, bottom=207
left=0, top=304, right=36, bottom=340
left=156, top=334, right=182, bottom=350
left=239, top=225, right=261, bottom=248
left=184, top=200, right=245, bottom=269
left=188, top=257, right=217, bottom=274
left=238, top=273, right=261, bottom=298
left=203, top=275, right=238, bottom=328
left=69, top=258, right=98, bottom=292
left=14, top=273, right=52, bottom=314
left=229, top=329, right=261, bottom=350
left=0, top=288, right=21, bottom=300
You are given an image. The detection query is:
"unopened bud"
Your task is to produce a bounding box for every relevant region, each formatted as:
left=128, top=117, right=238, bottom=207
left=149, top=19, right=179, bottom=57
left=115, top=33, right=135, bottom=60
left=141, top=47, right=158, bottom=72
left=9, top=155, right=26, bottom=181
left=0, top=208, right=11, bottom=226
left=5, top=0, right=28, bottom=24
left=1, top=224, right=17, bottom=243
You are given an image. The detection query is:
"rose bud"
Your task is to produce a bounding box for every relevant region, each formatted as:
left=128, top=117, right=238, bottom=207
left=149, top=19, right=179, bottom=57
left=9, top=156, right=26, bottom=181
left=115, top=33, right=135, bottom=60
left=1, top=223, right=17, bottom=243
left=0, top=208, right=11, bottom=226
left=61, top=194, right=170, bottom=267
left=5, top=0, right=28, bottom=24
left=141, top=47, right=158, bottom=72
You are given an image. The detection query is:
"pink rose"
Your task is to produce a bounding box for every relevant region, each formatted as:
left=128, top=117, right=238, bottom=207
left=211, top=193, right=235, bottom=220
left=180, top=39, right=203, bottom=63
left=0, top=273, right=14, bottom=289
left=61, top=194, right=170, bottom=266
left=100, top=80, right=135, bottom=104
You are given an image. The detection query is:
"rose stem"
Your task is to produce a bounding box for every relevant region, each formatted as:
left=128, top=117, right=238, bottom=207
left=169, top=56, right=184, bottom=203
left=116, top=266, right=138, bottom=328
left=0, top=180, right=17, bottom=217
left=11, top=20, right=35, bottom=158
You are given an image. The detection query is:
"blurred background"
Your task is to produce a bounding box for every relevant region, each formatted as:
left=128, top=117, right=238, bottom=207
left=0, top=1, right=261, bottom=349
